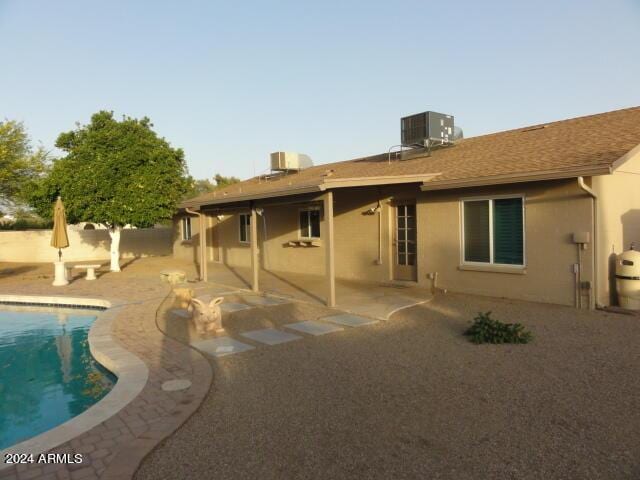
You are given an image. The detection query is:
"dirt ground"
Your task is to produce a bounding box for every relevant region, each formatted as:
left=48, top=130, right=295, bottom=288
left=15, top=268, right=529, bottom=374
left=136, top=292, right=640, bottom=480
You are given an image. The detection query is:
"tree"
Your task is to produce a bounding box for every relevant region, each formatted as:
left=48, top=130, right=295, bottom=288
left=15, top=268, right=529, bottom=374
left=0, top=120, right=48, bottom=205
left=184, top=173, right=240, bottom=199
left=29, top=111, right=190, bottom=271
left=213, top=173, right=240, bottom=189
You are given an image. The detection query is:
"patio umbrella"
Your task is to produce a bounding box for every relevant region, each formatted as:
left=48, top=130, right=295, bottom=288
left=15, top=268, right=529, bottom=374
left=51, top=196, right=69, bottom=261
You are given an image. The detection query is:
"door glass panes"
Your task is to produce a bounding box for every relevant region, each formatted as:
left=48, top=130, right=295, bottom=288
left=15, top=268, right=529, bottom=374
left=396, top=204, right=416, bottom=266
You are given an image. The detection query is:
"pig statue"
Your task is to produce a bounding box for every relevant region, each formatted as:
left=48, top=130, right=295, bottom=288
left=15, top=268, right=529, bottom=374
left=190, top=297, right=224, bottom=334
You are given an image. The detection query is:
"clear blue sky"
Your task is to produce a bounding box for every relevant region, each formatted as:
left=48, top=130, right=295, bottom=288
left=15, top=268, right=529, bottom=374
left=1, top=0, right=639, bottom=181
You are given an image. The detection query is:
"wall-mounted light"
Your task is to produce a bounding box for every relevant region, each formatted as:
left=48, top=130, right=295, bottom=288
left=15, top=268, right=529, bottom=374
left=216, top=214, right=225, bottom=221
left=255, top=208, right=264, bottom=216
left=363, top=205, right=381, bottom=215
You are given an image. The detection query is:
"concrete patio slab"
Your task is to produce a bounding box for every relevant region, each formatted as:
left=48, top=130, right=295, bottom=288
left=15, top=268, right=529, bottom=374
left=284, top=320, right=344, bottom=336
left=220, top=302, right=252, bottom=313
left=191, top=336, right=255, bottom=357
left=204, top=263, right=432, bottom=320
left=321, top=313, right=378, bottom=327
left=241, top=328, right=302, bottom=345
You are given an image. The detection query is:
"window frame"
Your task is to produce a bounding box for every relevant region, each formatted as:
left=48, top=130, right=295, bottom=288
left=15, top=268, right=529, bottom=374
left=459, top=194, right=526, bottom=268
left=238, top=213, right=251, bottom=244
left=181, top=216, right=192, bottom=241
left=298, top=206, right=321, bottom=240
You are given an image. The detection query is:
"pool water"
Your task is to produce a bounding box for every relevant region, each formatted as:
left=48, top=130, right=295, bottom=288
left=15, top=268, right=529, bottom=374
left=0, top=307, right=116, bottom=450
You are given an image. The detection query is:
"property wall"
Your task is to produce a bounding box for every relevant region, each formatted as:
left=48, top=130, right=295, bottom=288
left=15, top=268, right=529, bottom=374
left=417, top=179, right=594, bottom=306
left=175, top=179, right=595, bottom=307
left=593, top=146, right=640, bottom=306
left=0, top=227, right=173, bottom=263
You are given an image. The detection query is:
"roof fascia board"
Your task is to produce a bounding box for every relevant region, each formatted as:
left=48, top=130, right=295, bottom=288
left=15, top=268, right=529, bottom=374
left=611, top=142, right=640, bottom=171
left=181, top=174, right=442, bottom=208
left=420, top=165, right=611, bottom=191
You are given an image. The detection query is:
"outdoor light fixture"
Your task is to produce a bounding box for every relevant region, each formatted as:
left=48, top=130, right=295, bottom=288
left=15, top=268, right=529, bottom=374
left=255, top=208, right=264, bottom=216
left=216, top=214, right=225, bottom=221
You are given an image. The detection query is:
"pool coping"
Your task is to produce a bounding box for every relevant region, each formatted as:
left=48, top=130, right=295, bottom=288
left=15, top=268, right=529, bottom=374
left=0, top=294, right=149, bottom=470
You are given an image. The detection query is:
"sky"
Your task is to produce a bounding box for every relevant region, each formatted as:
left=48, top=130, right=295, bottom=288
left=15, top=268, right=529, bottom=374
left=1, top=0, right=639, bottom=181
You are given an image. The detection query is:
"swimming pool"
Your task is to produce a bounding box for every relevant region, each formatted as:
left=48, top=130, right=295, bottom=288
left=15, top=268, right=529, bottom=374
left=0, top=306, right=116, bottom=450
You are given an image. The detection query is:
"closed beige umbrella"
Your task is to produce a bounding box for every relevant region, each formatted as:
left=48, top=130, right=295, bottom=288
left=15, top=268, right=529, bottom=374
left=51, top=196, right=69, bottom=262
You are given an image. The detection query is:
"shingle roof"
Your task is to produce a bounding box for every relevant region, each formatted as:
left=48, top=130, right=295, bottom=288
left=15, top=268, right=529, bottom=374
left=182, top=106, right=640, bottom=208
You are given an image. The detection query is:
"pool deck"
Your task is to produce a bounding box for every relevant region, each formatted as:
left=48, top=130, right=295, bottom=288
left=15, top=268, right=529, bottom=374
left=0, top=257, right=212, bottom=480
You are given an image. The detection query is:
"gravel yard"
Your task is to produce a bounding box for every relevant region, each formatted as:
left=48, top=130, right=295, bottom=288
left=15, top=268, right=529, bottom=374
left=138, top=292, right=640, bottom=480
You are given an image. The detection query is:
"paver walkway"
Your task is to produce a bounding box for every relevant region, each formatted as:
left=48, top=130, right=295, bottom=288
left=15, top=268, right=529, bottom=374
left=0, top=258, right=212, bottom=480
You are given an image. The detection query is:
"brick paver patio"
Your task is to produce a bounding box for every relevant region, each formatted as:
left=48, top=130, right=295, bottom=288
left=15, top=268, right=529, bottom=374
left=0, top=258, right=212, bottom=480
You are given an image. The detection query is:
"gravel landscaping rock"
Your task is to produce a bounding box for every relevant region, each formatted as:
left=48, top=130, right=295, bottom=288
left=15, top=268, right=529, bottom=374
left=136, top=292, right=640, bottom=480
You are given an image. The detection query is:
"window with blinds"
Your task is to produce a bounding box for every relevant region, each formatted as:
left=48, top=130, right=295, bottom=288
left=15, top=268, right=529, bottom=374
left=181, top=217, right=192, bottom=241
left=462, top=197, right=524, bottom=266
left=299, top=208, right=321, bottom=239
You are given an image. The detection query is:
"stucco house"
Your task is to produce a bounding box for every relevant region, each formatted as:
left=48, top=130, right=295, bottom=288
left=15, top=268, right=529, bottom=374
left=175, top=106, right=640, bottom=309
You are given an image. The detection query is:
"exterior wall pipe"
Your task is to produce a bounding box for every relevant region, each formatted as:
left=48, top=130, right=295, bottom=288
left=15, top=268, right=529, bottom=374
left=577, top=177, right=598, bottom=309
left=185, top=207, right=207, bottom=282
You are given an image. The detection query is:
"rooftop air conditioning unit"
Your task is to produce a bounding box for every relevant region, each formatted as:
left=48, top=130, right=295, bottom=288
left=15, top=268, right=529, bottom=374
left=270, top=152, right=313, bottom=171
left=401, top=111, right=454, bottom=147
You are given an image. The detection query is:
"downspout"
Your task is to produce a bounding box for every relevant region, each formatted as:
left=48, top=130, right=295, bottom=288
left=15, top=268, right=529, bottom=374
left=577, top=177, right=597, bottom=309
left=186, top=207, right=207, bottom=282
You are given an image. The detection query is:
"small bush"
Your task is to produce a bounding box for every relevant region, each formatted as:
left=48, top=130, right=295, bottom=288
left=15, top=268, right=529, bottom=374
left=464, top=311, right=532, bottom=344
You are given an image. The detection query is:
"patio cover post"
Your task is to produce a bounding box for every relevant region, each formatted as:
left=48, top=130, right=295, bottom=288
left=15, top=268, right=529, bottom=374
left=200, top=213, right=208, bottom=282
left=250, top=204, right=259, bottom=292
left=186, top=207, right=207, bottom=282
left=324, top=190, right=336, bottom=307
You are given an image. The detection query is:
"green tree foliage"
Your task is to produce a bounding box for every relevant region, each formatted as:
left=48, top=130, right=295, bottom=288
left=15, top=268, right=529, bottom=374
left=0, top=120, right=49, bottom=204
left=28, top=111, right=190, bottom=270
left=213, top=173, right=240, bottom=189
left=184, top=173, right=240, bottom=198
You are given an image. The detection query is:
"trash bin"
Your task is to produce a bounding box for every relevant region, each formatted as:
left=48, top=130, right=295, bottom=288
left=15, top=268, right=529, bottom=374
left=616, top=244, right=640, bottom=310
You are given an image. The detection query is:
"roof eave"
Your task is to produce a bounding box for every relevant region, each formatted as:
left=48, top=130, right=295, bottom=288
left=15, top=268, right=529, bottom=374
left=420, top=165, right=612, bottom=191
left=179, top=184, right=325, bottom=209
left=179, top=173, right=442, bottom=209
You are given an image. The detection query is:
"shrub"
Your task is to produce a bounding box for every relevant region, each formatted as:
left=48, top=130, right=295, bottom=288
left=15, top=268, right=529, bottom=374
left=0, top=218, right=53, bottom=230
left=464, top=311, right=532, bottom=344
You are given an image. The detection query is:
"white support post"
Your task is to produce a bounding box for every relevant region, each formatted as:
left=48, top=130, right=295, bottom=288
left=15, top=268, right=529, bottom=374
left=324, top=191, right=336, bottom=307
left=251, top=205, right=259, bottom=292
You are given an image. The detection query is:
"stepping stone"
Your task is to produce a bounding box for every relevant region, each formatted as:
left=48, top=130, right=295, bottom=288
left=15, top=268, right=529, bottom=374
left=220, top=302, right=252, bottom=313
left=285, top=320, right=344, bottom=336
left=242, top=296, right=289, bottom=306
left=191, top=337, right=255, bottom=357
left=321, top=313, right=378, bottom=327
left=161, top=379, right=192, bottom=391
left=169, top=308, right=191, bottom=319
left=241, top=328, right=301, bottom=345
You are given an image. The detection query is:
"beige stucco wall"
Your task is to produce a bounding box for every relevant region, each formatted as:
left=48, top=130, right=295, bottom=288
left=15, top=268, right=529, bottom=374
left=593, top=147, right=640, bottom=306
left=418, top=180, right=593, bottom=306
left=172, top=214, right=201, bottom=263
left=174, top=179, right=598, bottom=307
left=0, top=227, right=173, bottom=263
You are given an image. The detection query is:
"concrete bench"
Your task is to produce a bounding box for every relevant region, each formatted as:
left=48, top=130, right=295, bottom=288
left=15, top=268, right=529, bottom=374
left=66, top=264, right=102, bottom=281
